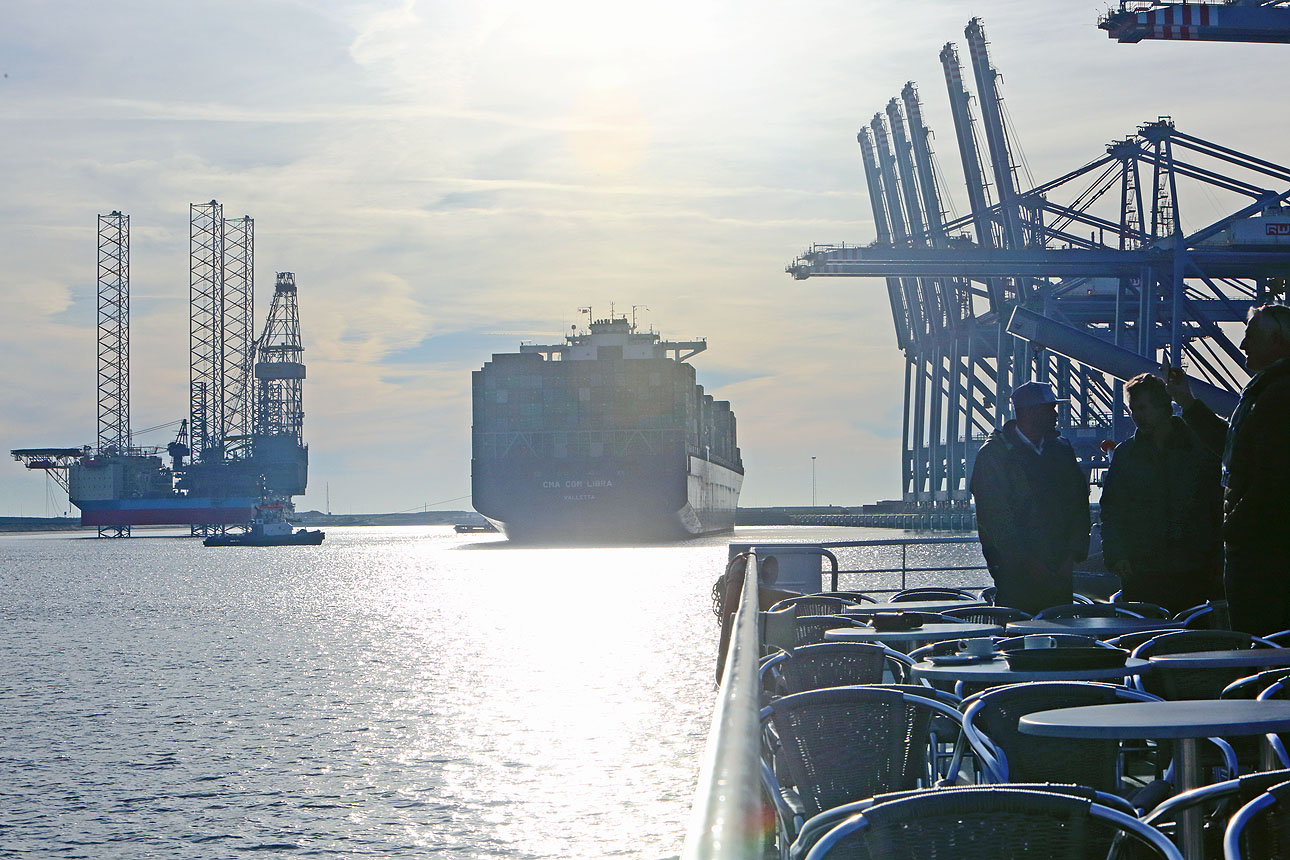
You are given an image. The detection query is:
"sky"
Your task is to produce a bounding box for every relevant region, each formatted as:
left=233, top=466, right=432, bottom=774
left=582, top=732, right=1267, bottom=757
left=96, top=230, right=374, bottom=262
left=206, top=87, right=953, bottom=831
left=2, top=0, right=1287, bottom=516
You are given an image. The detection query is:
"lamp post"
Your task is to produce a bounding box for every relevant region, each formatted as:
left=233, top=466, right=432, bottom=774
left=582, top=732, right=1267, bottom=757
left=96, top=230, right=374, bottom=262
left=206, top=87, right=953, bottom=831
left=811, top=456, right=817, bottom=507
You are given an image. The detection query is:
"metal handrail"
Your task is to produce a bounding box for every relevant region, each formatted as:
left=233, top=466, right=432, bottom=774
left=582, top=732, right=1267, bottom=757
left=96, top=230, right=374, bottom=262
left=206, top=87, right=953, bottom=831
left=681, top=552, right=764, bottom=860
left=811, top=536, right=986, bottom=592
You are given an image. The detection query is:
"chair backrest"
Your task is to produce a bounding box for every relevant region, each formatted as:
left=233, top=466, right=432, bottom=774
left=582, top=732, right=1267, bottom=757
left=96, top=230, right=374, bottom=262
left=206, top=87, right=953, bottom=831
left=1105, top=628, right=1185, bottom=652
left=890, top=587, right=977, bottom=602
left=1034, top=602, right=1143, bottom=619
left=765, top=687, right=961, bottom=818
left=804, top=786, right=1183, bottom=860
left=792, top=782, right=1129, bottom=860
left=1178, top=600, right=1231, bottom=630
left=961, top=681, right=1159, bottom=789
left=1222, top=669, right=1290, bottom=700
left=979, top=585, right=996, bottom=604
left=1132, top=630, right=1273, bottom=658
left=1224, top=779, right=1290, bottom=860
left=814, top=591, right=878, bottom=603
left=1133, top=630, right=1278, bottom=699
left=1142, top=768, right=1290, bottom=860
left=942, top=605, right=1032, bottom=625
left=769, top=642, right=894, bottom=694
left=793, top=614, right=856, bottom=647
left=770, top=595, right=862, bottom=616
left=1115, top=601, right=1174, bottom=619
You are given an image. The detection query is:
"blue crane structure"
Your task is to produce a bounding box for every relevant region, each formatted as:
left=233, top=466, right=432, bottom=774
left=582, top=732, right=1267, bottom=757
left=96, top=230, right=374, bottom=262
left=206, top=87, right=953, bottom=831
left=1101, top=1, right=1290, bottom=44
left=787, top=17, right=1290, bottom=514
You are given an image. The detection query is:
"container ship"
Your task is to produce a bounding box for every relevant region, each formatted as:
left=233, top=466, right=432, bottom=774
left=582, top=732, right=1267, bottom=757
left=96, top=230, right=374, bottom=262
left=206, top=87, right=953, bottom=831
left=471, top=316, right=743, bottom=542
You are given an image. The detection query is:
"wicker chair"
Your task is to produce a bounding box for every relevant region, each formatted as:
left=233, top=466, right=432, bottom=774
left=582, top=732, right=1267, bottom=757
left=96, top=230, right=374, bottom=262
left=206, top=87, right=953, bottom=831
left=1221, top=669, right=1290, bottom=700
left=941, top=605, right=1032, bottom=625
left=960, top=681, right=1170, bottom=809
left=1177, top=600, right=1231, bottom=630
left=770, top=595, right=868, bottom=616
left=1105, top=628, right=1189, bottom=653
left=1224, top=778, right=1290, bottom=860
left=1140, top=768, right=1290, bottom=860
left=802, top=785, right=1183, bottom=860
left=889, top=587, right=978, bottom=602
left=1130, top=629, right=1281, bottom=700
left=1034, top=602, right=1146, bottom=620
left=813, top=591, right=878, bottom=603
left=760, top=642, right=913, bottom=695
left=760, top=686, right=964, bottom=847
left=791, top=614, right=860, bottom=647
left=789, top=783, right=1134, bottom=860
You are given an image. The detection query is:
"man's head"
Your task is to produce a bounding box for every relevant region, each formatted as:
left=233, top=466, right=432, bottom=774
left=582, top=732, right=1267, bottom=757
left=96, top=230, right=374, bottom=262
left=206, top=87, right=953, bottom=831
left=1010, top=381, right=1060, bottom=437
left=1125, top=372, right=1172, bottom=434
left=1242, top=304, right=1290, bottom=373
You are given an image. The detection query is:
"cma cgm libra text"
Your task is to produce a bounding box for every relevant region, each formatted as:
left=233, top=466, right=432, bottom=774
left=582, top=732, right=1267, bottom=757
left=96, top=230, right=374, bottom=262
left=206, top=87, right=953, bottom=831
left=471, top=316, right=743, bottom=542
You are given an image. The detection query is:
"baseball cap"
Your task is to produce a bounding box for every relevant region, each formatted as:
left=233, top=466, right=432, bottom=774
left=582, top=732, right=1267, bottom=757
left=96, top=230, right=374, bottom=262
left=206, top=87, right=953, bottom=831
left=1011, top=381, right=1061, bottom=410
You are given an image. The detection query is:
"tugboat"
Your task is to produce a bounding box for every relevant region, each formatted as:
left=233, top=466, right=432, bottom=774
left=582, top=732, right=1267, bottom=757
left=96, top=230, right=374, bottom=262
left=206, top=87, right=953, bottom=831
left=203, top=503, right=325, bottom=547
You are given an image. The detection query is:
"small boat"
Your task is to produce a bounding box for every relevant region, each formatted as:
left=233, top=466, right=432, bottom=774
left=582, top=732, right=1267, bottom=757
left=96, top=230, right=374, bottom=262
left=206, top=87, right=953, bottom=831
left=203, top=504, right=325, bottom=547
left=453, top=522, right=498, bottom=533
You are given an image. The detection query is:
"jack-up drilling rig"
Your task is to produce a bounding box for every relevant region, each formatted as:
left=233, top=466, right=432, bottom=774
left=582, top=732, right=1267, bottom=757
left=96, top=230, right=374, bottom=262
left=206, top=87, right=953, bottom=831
left=12, top=203, right=310, bottom=536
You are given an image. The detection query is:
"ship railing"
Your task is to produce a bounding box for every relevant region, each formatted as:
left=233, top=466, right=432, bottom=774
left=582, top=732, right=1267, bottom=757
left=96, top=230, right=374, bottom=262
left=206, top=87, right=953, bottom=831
left=682, top=537, right=994, bottom=860
left=681, top=549, right=764, bottom=860
left=812, top=535, right=989, bottom=595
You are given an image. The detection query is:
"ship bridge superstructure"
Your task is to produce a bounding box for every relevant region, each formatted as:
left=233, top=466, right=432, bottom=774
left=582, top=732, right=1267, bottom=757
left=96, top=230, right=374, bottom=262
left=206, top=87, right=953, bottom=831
left=521, top=317, right=707, bottom=362
left=787, top=17, right=1290, bottom=511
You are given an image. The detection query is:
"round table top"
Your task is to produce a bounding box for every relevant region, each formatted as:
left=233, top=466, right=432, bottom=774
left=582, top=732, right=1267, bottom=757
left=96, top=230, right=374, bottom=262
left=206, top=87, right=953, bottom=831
left=823, top=622, right=1003, bottom=644
left=1004, top=617, right=1185, bottom=639
left=1019, top=699, right=1290, bottom=740
left=911, top=655, right=1153, bottom=684
left=849, top=598, right=986, bottom=613
left=1148, top=649, right=1290, bottom=669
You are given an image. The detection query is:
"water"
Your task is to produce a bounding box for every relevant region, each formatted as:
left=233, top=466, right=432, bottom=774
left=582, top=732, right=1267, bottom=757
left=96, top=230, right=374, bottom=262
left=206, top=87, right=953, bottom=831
left=0, top=524, right=977, bottom=859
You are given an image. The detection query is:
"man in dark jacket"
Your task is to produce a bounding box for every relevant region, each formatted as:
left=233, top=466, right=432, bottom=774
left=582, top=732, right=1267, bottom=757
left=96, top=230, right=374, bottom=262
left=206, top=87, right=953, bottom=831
left=970, top=381, right=1091, bottom=613
left=1166, top=303, right=1290, bottom=635
left=1099, top=373, right=1223, bottom=614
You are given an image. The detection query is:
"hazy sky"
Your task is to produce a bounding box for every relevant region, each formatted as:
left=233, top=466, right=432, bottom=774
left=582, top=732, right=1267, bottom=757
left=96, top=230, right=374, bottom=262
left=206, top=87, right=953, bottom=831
left=2, top=1, right=1285, bottom=515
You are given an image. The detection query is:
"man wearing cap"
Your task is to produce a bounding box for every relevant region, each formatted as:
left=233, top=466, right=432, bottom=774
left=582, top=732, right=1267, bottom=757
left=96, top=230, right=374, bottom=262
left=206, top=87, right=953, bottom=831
left=970, top=381, right=1091, bottom=614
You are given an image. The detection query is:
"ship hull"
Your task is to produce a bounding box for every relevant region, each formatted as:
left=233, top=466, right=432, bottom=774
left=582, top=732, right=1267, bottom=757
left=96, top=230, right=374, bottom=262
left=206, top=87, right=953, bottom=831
left=472, top=452, right=742, bottom=543
left=74, top=496, right=259, bottom=527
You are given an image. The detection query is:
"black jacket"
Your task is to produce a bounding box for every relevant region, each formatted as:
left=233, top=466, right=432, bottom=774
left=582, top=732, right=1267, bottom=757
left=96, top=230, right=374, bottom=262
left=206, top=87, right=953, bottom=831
left=970, top=421, right=1090, bottom=611
left=1098, top=416, right=1222, bottom=609
left=1180, top=356, right=1290, bottom=548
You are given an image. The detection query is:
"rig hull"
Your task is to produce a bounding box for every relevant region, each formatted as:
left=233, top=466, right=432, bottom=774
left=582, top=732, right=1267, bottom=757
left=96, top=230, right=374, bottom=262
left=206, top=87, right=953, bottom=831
left=75, top=496, right=259, bottom=527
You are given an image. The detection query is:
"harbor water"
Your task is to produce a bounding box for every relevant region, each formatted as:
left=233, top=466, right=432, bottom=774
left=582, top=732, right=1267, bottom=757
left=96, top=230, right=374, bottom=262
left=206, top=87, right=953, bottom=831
left=0, top=524, right=980, bottom=859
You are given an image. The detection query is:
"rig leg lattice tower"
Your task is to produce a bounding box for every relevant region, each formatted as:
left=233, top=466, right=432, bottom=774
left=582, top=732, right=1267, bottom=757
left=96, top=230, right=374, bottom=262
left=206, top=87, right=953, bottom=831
left=96, top=211, right=131, bottom=538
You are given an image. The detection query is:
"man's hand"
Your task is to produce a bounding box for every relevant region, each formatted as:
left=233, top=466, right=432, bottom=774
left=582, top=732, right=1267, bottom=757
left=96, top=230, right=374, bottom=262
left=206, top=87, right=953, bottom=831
left=1162, top=363, right=1196, bottom=409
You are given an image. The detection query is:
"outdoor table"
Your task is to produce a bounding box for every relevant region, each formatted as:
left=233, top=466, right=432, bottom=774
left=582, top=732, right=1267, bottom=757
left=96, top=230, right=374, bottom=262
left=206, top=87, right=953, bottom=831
left=823, top=621, right=1002, bottom=648
left=1147, top=649, right=1290, bottom=671
left=846, top=598, right=985, bottom=613
left=910, top=655, right=1153, bottom=686
left=1020, top=700, right=1290, bottom=860
left=1146, top=648, right=1290, bottom=702
left=1004, top=617, right=1185, bottom=640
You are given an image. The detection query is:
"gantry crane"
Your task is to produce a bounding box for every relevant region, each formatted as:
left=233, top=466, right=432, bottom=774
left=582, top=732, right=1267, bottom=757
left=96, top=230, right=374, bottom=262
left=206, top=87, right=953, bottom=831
left=788, top=19, right=1290, bottom=512
left=1101, top=1, right=1290, bottom=44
